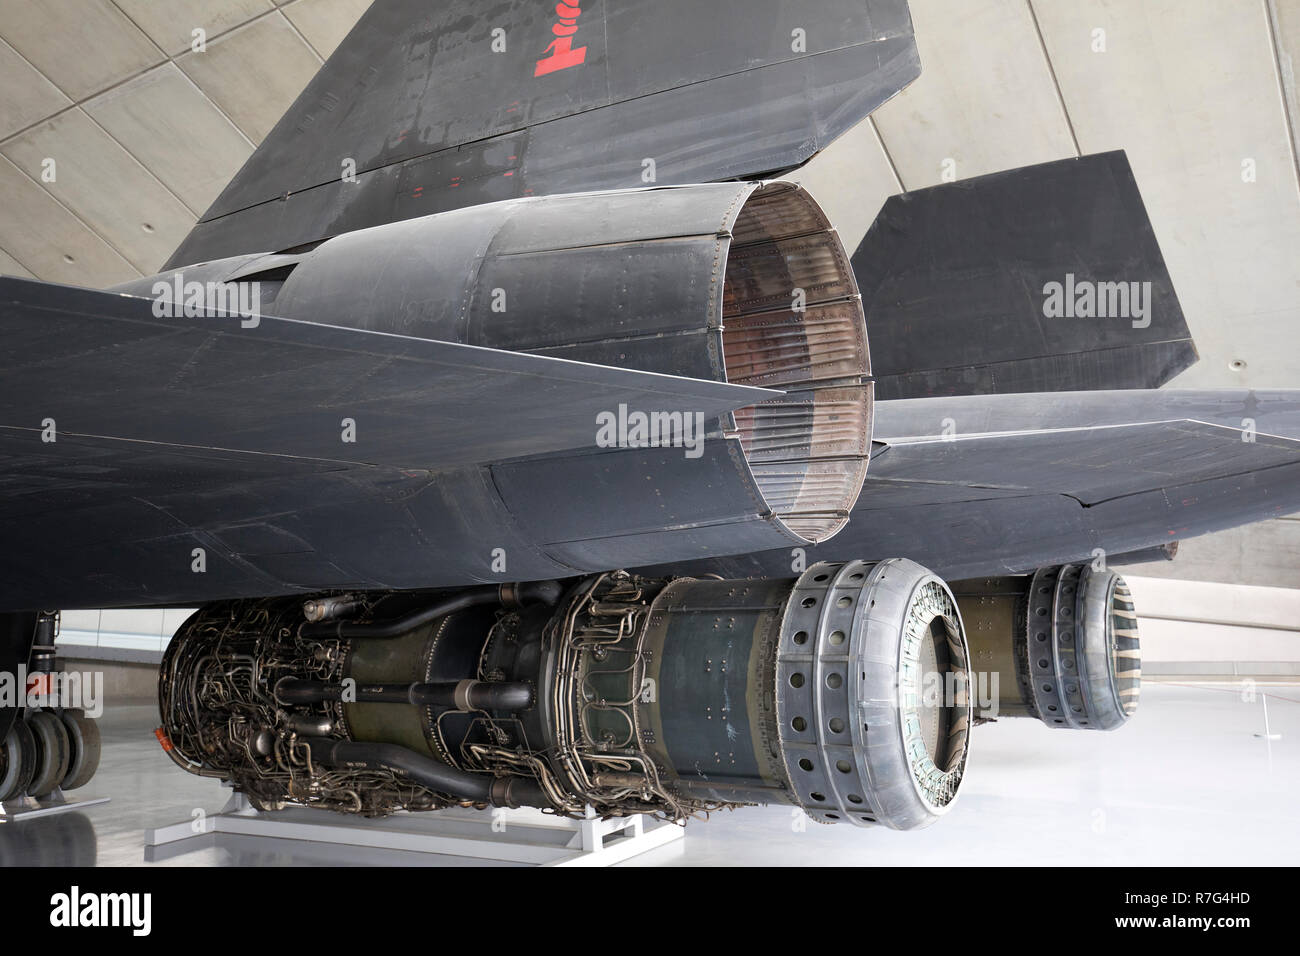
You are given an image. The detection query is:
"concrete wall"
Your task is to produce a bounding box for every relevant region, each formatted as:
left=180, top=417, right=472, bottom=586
left=1125, top=575, right=1299, bottom=678
left=58, top=607, right=195, bottom=663
left=1120, top=516, right=1300, bottom=590
left=60, top=657, right=159, bottom=705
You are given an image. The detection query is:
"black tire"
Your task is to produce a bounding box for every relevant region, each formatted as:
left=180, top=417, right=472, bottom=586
left=0, top=720, right=38, bottom=802
left=60, top=710, right=101, bottom=791
left=26, top=711, right=71, bottom=798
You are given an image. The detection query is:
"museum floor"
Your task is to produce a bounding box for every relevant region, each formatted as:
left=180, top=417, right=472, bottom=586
left=3, top=683, right=1295, bottom=867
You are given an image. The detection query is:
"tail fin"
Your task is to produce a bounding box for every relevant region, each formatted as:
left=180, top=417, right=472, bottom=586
left=168, top=0, right=920, bottom=268
left=853, top=151, right=1197, bottom=399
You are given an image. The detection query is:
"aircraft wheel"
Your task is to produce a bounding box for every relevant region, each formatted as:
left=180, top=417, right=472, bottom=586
left=26, top=711, right=71, bottom=798
left=60, top=710, right=101, bottom=791
left=0, top=720, right=38, bottom=802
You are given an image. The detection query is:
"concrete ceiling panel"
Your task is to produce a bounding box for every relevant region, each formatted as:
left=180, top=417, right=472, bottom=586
left=112, top=0, right=274, bottom=57
left=1033, top=0, right=1300, bottom=389
left=83, top=63, right=254, bottom=216
left=282, top=0, right=373, bottom=59
left=0, top=0, right=163, bottom=100
left=870, top=0, right=1078, bottom=189
left=0, top=246, right=34, bottom=278
left=1273, top=0, right=1300, bottom=166
left=176, top=15, right=322, bottom=143
left=0, top=39, right=71, bottom=140
left=0, top=109, right=196, bottom=273
left=782, top=117, right=902, bottom=254
left=0, top=155, right=137, bottom=285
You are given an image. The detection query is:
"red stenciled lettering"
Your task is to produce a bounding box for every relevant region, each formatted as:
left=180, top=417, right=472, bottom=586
left=535, top=2, right=587, bottom=76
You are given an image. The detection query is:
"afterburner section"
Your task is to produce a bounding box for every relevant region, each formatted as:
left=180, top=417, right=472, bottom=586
left=722, top=182, right=872, bottom=542
left=776, top=558, right=971, bottom=828
left=950, top=564, right=1141, bottom=730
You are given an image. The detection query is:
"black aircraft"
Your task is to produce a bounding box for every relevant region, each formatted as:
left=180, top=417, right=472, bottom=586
left=0, top=0, right=1294, bottom=830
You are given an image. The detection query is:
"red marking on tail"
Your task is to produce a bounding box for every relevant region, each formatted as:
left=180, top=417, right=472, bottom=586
left=535, top=3, right=587, bottom=76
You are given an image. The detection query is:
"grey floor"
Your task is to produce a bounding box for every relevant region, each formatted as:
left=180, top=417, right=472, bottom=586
left=2, top=682, right=1295, bottom=866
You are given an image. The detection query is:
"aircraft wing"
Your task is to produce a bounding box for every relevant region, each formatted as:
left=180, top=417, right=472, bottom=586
left=0, top=276, right=781, bottom=611
left=5, top=3, right=1291, bottom=609
left=640, top=389, right=1300, bottom=580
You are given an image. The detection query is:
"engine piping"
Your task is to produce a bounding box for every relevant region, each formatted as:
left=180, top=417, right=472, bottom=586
left=299, top=580, right=562, bottom=640
left=275, top=677, right=533, bottom=712
left=300, top=737, right=548, bottom=808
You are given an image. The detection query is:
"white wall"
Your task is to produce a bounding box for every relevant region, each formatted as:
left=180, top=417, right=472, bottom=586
left=1124, top=575, right=1300, bottom=677
left=51, top=574, right=1300, bottom=678
left=57, top=608, right=195, bottom=660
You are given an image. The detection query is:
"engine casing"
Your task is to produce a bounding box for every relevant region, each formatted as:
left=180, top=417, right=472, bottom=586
left=159, top=560, right=971, bottom=829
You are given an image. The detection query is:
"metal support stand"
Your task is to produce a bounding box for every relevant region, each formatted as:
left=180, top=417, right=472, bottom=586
left=144, top=791, right=683, bottom=866
left=1254, top=692, right=1283, bottom=740
left=0, top=788, right=109, bottom=822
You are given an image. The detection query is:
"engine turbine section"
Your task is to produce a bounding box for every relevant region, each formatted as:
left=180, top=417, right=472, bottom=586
left=158, top=559, right=971, bottom=830
left=951, top=564, right=1140, bottom=730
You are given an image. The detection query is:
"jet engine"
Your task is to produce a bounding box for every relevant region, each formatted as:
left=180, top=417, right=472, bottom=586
left=158, top=559, right=971, bottom=830
left=951, top=564, right=1140, bottom=730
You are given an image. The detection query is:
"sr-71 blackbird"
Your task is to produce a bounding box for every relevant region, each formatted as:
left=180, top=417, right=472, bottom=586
left=0, top=0, right=1294, bottom=830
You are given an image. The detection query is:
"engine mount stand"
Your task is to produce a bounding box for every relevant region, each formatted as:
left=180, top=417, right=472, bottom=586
left=0, top=788, right=110, bottom=823
left=143, top=787, right=683, bottom=866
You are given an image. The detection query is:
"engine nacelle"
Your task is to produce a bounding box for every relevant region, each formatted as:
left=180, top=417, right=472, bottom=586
left=117, top=182, right=872, bottom=568
left=951, top=564, right=1140, bottom=730
left=159, top=559, right=971, bottom=830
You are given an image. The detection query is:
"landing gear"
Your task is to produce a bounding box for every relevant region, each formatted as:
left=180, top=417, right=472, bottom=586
left=0, top=712, right=101, bottom=805
left=0, top=720, right=37, bottom=801
left=60, top=710, right=101, bottom=792
left=0, top=611, right=104, bottom=814
left=26, top=711, right=71, bottom=798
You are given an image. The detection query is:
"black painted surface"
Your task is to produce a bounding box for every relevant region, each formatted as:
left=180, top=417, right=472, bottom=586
left=855, top=152, right=1198, bottom=398
left=165, top=0, right=919, bottom=267
left=0, top=277, right=768, bottom=468
left=0, top=276, right=787, bottom=611
left=643, top=390, right=1300, bottom=581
